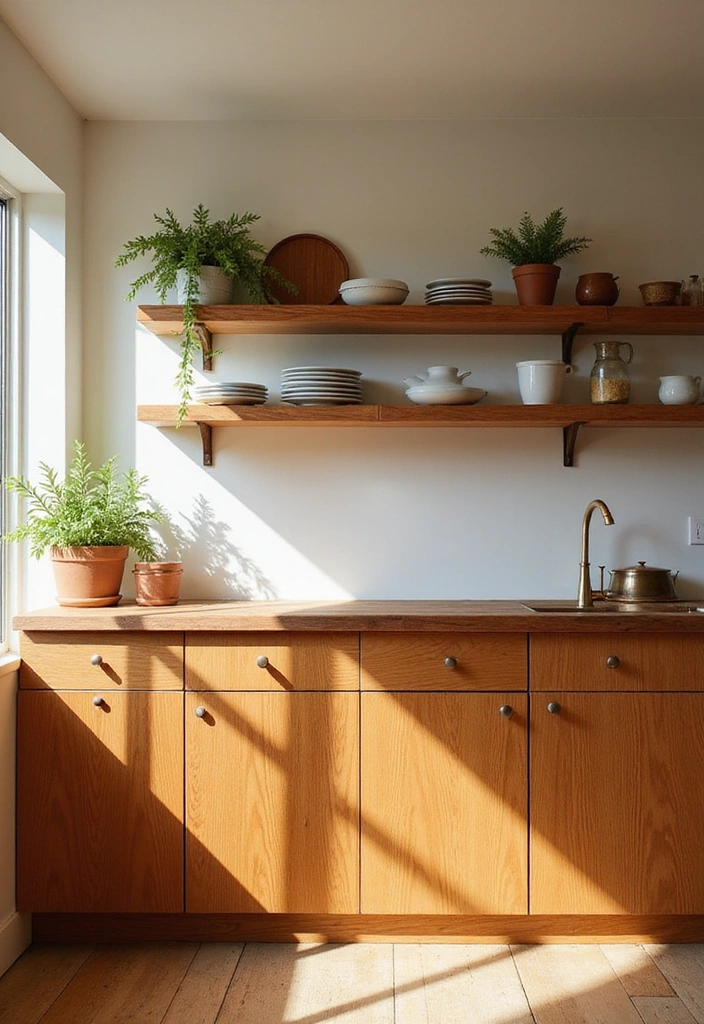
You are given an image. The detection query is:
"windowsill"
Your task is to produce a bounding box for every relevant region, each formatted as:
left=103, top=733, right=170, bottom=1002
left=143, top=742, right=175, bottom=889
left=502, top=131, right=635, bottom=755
left=0, top=652, right=20, bottom=678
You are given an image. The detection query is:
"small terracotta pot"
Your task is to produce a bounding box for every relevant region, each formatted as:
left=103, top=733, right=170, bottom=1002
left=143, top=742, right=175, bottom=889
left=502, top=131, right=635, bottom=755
left=50, top=546, right=129, bottom=608
left=511, top=264, right=561, bottom=306
left=575, top=272, right=620, bottom=306
left=133, top=562, right=183, bottom=606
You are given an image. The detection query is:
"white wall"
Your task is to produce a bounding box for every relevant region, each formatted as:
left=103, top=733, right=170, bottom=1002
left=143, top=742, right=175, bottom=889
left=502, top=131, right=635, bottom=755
left=0, top=15, right=83, bottom=974
left=85, top=119, right=704, bottom=601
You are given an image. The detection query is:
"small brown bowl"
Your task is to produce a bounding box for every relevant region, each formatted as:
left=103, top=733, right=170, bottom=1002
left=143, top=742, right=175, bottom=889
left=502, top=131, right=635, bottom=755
left=638, top=280, right=681, bottom=306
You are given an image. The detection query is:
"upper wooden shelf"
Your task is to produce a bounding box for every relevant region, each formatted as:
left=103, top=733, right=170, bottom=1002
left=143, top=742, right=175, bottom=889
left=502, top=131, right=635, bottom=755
left=137, top=304, right=704, bottom=338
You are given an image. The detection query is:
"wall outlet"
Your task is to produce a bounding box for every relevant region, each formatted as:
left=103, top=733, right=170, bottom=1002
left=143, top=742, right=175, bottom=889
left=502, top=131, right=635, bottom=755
left=688, top=516, right=704, bottom=545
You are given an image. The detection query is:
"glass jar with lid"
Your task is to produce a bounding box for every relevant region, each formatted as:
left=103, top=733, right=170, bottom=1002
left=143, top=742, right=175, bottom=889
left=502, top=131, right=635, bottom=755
left=590, top=341, right=633, bottom=404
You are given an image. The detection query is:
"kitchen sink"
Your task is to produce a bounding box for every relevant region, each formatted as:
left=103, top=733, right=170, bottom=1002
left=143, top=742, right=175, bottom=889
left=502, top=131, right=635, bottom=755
left=522, top=601, right=704, bottom=614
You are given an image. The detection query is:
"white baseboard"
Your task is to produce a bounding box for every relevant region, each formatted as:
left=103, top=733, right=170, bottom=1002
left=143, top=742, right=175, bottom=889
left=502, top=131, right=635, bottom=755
left=0, top=912, right=31, bottom=976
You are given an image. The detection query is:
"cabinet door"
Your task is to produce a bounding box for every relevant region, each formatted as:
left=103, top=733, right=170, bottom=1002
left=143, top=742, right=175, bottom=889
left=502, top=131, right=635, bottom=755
left=531, top=693, right=704, bottom=914
left=17, top=690, right=184, bottom=912
left=186, top=691, right=359, bottom=913
left=361, top=692, right=528, bottom=914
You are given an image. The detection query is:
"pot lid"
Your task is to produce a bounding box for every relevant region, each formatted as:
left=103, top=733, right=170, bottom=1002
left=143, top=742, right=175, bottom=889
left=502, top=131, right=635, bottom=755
left=611, top=561, right=671, bottom=574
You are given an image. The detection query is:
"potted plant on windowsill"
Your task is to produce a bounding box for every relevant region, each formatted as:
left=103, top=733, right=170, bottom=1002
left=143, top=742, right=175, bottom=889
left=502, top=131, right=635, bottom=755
left=4, top=441, right=163, bottom=607
left=479, top=208, right=592, bottom=305
left=115, top=204, right=296, bottom=423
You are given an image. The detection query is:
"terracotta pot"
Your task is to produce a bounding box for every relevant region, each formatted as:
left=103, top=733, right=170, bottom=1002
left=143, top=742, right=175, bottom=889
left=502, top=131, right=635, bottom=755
left=575, top=272, right=620, bottom=306
left=511, top=263, right=561, bottom=306
left=133, top=562, right=183, bottom=606
left=50, top=546, right=129, bottom=608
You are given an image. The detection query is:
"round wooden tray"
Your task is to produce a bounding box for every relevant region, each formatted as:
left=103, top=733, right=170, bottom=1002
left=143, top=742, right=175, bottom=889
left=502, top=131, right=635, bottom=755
left=264, top=233, right=349, bottom=304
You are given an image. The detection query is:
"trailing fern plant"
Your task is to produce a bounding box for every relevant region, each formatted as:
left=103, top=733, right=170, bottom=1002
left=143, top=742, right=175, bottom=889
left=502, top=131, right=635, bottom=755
left=116, top=204, right=295, bottom=423
left=4, top=441, right=162, bottom=561
left=479, top=208, right=591, bottom=266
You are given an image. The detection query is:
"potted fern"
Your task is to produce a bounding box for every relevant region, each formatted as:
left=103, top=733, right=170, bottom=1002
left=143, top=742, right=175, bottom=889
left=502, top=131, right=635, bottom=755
left=479, top=208, right=591, bottom=305
left=5, top=442, right=163, bottom=607
left=116, top=204, right=295, bottom=422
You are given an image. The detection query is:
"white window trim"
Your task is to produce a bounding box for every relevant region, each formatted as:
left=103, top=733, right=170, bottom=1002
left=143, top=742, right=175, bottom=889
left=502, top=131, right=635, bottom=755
left=0, top=175, right=23, bottom=654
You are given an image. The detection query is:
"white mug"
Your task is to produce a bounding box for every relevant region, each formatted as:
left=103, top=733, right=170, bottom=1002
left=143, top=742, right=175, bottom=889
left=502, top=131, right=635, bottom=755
left=658, top=375, right=701, bottom=405
left=516, top=360, right=572, bottom=404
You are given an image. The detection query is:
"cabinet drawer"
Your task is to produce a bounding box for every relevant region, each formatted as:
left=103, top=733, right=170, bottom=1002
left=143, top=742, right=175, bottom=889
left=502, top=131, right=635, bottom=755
left=531, top=632, right=704, bottom=691
left=19, top=631, right=184, bottom=690
left=361, top=633, right=527, bottom=691
left=186, top=632, right=359, bottom=690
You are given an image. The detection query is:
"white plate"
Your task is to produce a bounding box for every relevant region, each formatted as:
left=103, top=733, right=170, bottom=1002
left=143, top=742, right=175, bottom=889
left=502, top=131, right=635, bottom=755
left=283, top=397, right=362, bottom=405
left=194, top=382, right=266, bottom=390
left=282, top=366, right=362, bottom=376
left=198, top=397, right=268, bottom=405
left=425, top=297, right=493, bottom=305
left=424, top=290, right=492, bottom=298
left=426, top=278, right=492, bottom=288
left=281, top=391, right=362, bottom=399
left=194, top=387, right=267, bottom=395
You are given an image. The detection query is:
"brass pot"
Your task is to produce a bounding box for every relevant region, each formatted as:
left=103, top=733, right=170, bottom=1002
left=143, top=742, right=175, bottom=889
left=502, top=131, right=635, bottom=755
left=604, top=561, right=680, bottom=603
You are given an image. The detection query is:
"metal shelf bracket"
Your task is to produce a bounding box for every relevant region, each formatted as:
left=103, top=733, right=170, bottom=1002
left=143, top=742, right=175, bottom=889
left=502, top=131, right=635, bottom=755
left=562, top=322, right=585, bottom=364
left=197, top=422, right=213, bottom=466
left=563, top=421, right=585, bottom=467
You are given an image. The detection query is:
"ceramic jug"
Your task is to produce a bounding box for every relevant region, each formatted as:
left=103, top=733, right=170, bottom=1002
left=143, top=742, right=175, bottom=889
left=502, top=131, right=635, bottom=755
left=575, top=273, right=620, bottom=306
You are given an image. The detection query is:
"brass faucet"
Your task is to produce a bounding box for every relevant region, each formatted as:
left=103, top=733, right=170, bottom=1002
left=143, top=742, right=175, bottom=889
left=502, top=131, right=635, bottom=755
left=577, top=499, right=615, bottom=608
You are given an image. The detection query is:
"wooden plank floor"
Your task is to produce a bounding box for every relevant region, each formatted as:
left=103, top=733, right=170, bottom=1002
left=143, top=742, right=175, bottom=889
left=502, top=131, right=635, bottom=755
left=0, top=942, right=703, bottom=1023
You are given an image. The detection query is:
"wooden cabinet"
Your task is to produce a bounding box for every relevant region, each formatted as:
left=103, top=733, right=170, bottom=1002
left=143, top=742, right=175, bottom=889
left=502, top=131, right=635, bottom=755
left=361, top=691, right=528, bottom=914
left=530, top=634, right=704, bottom=915
left=361, top=632, right=527, bottom=691
left=17, top=631, right=184, bottom=913
left=19, top=631, right=184, bottom=689
left=186, top=631, right=359, bottom=690
left=531, top=632, right=704, bottom=691
left=360, top=633, right=528, bottom=914
left=185, top=634, right=360, bottom=913
left=17, top=688, right=184, bottom=912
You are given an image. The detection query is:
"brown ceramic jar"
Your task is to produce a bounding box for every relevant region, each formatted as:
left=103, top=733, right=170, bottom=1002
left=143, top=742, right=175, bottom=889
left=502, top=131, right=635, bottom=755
left=575, top=272, right=620, bottom=306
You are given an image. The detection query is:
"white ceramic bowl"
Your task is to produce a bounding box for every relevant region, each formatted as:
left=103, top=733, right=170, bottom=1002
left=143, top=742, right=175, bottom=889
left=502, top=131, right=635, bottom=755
left=406, top=386, right=487, bottom=405
left=339, top=278, right=409, bottom=305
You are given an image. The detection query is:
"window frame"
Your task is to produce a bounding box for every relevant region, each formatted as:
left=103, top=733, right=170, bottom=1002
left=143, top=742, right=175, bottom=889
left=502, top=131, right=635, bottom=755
left=0, top=175, right=22, bottom=653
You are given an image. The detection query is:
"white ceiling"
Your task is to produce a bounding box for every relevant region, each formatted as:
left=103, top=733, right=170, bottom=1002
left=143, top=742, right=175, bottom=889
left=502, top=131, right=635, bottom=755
left=1, top=0, right=703, bottom=120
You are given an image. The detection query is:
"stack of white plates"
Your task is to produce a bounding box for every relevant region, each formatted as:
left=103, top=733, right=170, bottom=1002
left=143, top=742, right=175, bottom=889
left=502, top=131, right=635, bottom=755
left=192, top=382, right=268, bottom=406
left=425, top=278, right=493, bottom=305
left=281, top=366, right=363, bottom=405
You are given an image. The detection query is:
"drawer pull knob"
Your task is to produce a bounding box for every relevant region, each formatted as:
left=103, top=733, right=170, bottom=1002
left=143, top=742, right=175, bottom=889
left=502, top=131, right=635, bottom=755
left=499, top=704, right=514, bottom=718
left=194, top=705, right=207, bottom=718
left=606, top=655, right=620, bottom=669
left=547, top=701, right=561, bottom=715
left=256, top=655, right=269, bottom=669
left=90, top=654, right=103, bottom=667
left=92, top=695, right=104, bottom=707
left=444, top=657, right=457, bottom=669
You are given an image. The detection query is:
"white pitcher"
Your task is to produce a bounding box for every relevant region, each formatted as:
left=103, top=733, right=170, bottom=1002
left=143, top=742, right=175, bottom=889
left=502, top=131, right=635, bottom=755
left=658, top=375, right=701, bottom=405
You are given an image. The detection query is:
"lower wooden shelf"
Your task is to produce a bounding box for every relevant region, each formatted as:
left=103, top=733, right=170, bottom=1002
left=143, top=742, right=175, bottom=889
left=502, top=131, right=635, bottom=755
left=137, top=403, right=704, bottom=467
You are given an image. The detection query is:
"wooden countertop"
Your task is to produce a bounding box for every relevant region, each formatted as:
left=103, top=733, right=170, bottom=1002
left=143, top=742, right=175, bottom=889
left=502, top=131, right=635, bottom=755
left=13, top=599, right=704, bottom=633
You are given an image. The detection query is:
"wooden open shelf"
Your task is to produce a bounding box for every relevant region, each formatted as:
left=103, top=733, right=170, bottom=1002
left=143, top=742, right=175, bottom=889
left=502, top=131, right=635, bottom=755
left=137, top=303, right=704, bottom=336
left=137, top=403, right=704, bottom=468
left=137, top=302, right=704, bottom=368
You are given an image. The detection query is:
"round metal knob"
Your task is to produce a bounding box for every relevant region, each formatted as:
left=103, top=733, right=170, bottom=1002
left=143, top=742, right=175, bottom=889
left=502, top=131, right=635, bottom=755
left=194, top=705, right=207, bottom=718
left=606, top=655, right=620, bottom=669
left=499, top=705, right=514, bottom=718
left=547, top=701, right=561, bottom=715
left=92, top=695, right=104, bottom=707
left=444, top=657, right=457, bottom=669
left=90, top=654, right=103, bottom=667
left=256, top=655, right=269, bottom=669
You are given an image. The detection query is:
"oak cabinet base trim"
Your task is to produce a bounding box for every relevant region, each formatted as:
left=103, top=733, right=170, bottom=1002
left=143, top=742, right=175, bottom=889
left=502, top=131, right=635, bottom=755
left=31, top=913, right=704, bottom=944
